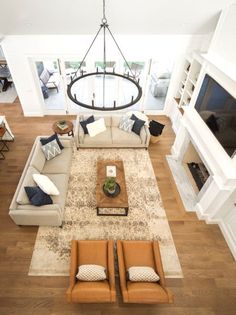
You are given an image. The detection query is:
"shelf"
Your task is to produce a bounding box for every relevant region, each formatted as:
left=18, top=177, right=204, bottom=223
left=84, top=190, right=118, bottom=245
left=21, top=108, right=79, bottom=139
left=178, top=107, right=184, bottom=115
left=189, top=78, right=197, bottom=86
left=174, top=97, right=181, bottom=104
left=186, top=90, right=193, bottom=97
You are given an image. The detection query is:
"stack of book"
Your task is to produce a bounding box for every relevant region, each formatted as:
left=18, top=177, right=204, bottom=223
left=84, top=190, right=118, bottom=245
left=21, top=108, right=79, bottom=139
left=57, top=121, right=68, bottom=131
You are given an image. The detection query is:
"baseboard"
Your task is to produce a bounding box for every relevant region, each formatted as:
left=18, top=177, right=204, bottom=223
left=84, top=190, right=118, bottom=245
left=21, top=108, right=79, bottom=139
left=219, top=220, right=236, bottom=260
left=24, top=112, right=44, bottom=117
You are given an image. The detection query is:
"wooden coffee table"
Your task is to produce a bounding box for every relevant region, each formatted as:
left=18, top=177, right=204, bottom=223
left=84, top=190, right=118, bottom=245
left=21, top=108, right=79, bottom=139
left=96, top=160, right=129, bottom=216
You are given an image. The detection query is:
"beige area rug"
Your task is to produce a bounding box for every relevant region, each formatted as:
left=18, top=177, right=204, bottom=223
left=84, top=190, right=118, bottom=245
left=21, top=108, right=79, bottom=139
left=29, top=149, right=183, bottom=278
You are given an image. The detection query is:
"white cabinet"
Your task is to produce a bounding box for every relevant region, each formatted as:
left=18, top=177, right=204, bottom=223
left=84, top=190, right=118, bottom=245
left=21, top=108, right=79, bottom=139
left=218, top=192, right=236, bottom=260
left=175, top=58, right=201, bottom=108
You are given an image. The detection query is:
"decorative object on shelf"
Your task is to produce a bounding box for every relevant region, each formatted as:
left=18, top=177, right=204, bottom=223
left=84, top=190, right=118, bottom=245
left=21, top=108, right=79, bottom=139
left=67, top=0, right=142, bottom=111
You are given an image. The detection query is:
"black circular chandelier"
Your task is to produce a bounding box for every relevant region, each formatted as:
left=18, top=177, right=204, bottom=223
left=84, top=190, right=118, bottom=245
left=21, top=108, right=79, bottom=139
left=67, top=0, right=142, bottom=111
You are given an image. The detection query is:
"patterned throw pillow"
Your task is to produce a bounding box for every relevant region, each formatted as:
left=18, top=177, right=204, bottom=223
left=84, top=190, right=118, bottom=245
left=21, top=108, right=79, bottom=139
left=76, top=264, right=106, bottom=281
left=128, top=266, right=160, bottom=282
left=41, top=139, right=61, bottom=161
left=119, top=115, right=135, bottom=133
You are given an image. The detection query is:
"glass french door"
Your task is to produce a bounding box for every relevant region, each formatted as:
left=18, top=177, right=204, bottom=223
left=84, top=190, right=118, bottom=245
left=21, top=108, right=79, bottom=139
left=34, top=59, right=68, bottom=114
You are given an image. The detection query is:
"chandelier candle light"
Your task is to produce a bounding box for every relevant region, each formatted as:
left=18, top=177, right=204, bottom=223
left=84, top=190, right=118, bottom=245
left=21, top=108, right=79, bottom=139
left=67, top=0, right=142, bottom=111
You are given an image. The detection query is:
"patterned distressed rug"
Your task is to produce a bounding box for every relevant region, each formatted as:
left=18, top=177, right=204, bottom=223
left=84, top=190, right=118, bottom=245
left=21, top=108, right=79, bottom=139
left=29, top=149, right=183, bottom=278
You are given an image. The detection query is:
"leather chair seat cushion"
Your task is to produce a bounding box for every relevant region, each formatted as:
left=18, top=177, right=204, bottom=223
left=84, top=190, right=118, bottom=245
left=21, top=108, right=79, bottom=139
left=78, top=240, right=108, bottom=270
left=122, top=241, right=156, bottom=269
left=71, top=280, right=111, bottom=302
left=127, top=281, right=169, bottom=303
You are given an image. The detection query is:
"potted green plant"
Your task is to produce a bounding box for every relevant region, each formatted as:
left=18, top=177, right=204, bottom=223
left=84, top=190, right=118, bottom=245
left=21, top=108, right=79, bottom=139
left=104, top=177, right=117, bottom=195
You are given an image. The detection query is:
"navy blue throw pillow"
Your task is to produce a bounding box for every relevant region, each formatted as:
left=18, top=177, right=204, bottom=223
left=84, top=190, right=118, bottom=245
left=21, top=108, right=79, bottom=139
left=24, top=186, right=53, bottom=206
left=80, top=115, right=95, bottom=134
left=149, top=120, right=165, bottom=136
left=40, top=133, right=64, bottom=150
left=130, top=114, right=146, bottom=136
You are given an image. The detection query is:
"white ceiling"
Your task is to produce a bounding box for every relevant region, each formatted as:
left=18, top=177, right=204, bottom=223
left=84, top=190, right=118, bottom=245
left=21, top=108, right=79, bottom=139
left=0, top=0, right=234, bottom=35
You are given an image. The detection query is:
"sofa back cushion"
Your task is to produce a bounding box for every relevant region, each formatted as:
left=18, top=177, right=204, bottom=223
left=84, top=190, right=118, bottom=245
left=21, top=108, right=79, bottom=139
left=30, top=141, right=46, bottom=172
left=83, top=115, right=111, bottom=127
left=16, top=166, right=40, bottom=205
left=112, top=115, right=122, bottom=127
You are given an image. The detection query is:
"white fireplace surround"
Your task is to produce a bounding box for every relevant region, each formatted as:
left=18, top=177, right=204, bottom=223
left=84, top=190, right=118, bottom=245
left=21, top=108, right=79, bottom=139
left=168, top=61, right=236, bottom=259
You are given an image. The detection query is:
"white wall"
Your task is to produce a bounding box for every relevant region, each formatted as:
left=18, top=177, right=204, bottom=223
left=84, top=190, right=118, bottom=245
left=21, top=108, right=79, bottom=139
left=1, top=34, right=212, bottom=116
left=0, top=46, right=4, bottom=58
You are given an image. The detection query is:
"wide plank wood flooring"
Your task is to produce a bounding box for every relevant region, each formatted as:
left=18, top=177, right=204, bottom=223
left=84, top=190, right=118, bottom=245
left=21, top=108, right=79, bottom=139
left=0, top=101, right=236, bottom=315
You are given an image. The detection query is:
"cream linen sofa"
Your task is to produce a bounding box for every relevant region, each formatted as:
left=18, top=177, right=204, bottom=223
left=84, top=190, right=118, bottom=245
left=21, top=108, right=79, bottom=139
left=9, top=136, right=73, bottom=226
left=74, top=114, right=150, bottom=149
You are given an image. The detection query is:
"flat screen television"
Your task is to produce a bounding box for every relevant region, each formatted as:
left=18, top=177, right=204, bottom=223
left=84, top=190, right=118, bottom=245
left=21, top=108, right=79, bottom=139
left=195, top=74, right=236, bottom=157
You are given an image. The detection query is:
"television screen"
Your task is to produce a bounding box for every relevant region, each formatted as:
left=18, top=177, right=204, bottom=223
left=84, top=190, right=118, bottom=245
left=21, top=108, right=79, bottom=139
left=195, top=74, right=236, bottom=157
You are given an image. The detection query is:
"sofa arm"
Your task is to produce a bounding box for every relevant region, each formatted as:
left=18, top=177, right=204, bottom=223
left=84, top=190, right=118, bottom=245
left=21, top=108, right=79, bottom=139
left=74, top=115, right=84, bottom=148
left=140, top=125, right=150, bottom=147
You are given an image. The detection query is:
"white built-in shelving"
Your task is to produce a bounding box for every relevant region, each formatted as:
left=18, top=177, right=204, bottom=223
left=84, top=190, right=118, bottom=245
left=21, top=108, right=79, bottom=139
left=174, top=58, right=201, bottom=108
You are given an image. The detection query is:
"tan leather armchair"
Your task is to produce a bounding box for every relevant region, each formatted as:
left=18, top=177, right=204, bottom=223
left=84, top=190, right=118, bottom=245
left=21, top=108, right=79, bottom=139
left=66, top=240, right=116, bottom=303
left=117, top=240, right=174, bottom=304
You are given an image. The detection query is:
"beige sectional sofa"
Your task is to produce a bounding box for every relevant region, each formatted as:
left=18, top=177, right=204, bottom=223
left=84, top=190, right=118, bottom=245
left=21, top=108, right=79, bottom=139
left=9, top=136, right=73, bottom=226
left=74, top=114, right=150, bottom=149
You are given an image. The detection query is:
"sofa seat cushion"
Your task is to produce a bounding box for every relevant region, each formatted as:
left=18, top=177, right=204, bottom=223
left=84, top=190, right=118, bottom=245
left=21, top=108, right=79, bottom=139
left=16, top=166, right=40, bottom=205
left=42, top=147, right=72, bottom=174
left=71, top=280, right=111, bottom=302
left=83, top=129, right=112, bottom=146
left=44, top=174, right=68, bottom=209
left=111, top=127, right=142, bottom=145
left=127, top=281, right=168, bottom=303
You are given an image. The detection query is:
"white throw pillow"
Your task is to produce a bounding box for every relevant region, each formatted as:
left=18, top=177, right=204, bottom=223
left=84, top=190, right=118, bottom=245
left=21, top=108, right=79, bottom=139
left=87, top=118, right=106, bottom=137
left=125, top=111, right=149, bottom=126
left=76, top=264, right=106, bottom=281
left=128, top=266, right=160, bottom=282
left=33, top=174, right=59, bottom=196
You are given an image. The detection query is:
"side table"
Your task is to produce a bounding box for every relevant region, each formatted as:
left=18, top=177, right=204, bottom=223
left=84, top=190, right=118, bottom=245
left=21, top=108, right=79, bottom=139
left=52, top=120, right=74, bottom=137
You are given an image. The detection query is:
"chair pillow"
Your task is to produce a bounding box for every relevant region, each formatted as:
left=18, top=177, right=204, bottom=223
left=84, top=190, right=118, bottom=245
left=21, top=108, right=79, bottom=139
left=130, top=114, right=146, bottom=136
left=80, top=115, right=95, bottom=134
left=33, top=174, right=59, bottom=195
left=126, top=111, right=149, bottom=126
left=76, top=264, right=106, bottom=281
left=87, top=118, right=106, bottom=137
left=128, top=266, right=160, bottom=282
left=41, top=139, right=61, bottom=161
left=119, top=115, right=135, bottom=133
left=40, top=133, right=64, bottom=150
left=25, top=186, right=53, bottom=206
left=149, top=120, right=165, bottom=136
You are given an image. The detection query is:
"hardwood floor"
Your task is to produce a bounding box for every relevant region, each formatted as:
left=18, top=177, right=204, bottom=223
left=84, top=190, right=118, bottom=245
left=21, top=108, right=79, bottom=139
left=0, top=102, right=236, bottom=315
